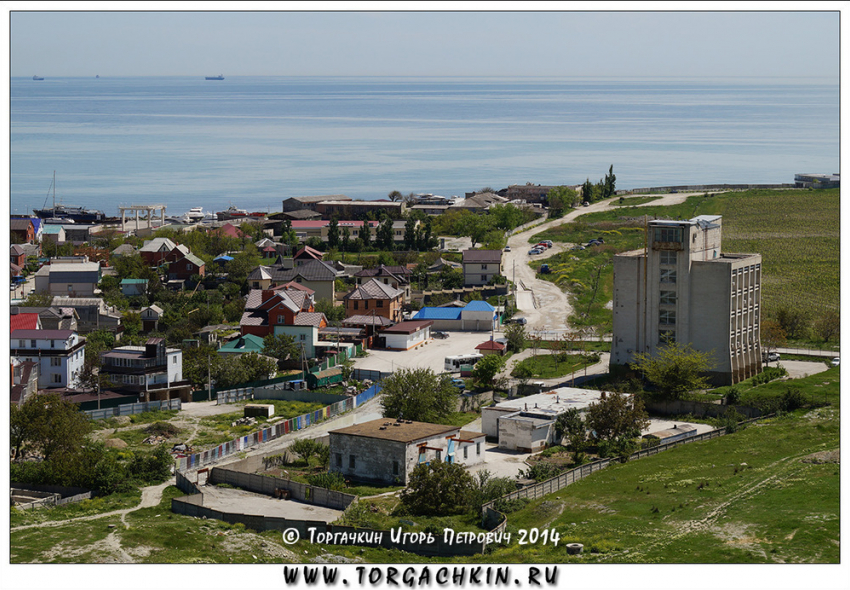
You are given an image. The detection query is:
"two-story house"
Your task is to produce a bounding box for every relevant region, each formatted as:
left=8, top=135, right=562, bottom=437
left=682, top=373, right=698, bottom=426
left=462, top=250, right=503, bottom=286
left=100, top=338, right=189, bottom=401
left=10, top=329, right=86, bottom=389
left=168, top=253, right=206, bottom=281
left=343, top=279, right=404, bottom=323
left=33, top=258, right=102, bottom=297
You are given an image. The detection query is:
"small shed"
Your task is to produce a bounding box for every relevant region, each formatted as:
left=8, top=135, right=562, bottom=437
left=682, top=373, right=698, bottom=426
left=307, top=366, right=343, bottom=389
left=244, top=404, right=275, bottom=418
left=475, top=339, right=506, bottom=356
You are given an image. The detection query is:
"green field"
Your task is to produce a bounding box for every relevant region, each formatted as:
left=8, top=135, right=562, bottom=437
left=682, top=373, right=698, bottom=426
left=530, top=189, right=840, bottom=334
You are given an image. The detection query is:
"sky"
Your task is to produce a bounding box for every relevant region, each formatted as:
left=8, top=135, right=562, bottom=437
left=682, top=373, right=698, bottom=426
left=5, top=6, right=841, bottom=79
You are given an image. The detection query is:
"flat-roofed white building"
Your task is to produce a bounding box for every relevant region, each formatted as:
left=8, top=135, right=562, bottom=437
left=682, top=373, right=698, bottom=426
left=10, top=329, right=86, bottom=389
left=610, top=215, right=762, bottom=385
left=481, top=388, right=605, bottom=452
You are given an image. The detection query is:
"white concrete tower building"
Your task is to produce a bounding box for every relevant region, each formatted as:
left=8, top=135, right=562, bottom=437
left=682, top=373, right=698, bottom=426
left=610, top=215, right=762, bottom=385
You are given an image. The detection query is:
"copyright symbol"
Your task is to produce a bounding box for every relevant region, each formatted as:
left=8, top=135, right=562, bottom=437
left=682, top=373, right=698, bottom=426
left=282, top=528, right=300, bottom=544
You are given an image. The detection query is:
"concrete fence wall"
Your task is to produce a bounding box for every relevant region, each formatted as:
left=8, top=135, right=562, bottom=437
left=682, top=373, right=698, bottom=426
left=209, top=467, right=357, bottom=511
left=83, top=399, right=181, bottom=420
left=646, top=399, right=763, bottom=420
left=11, top=483, right=93, bottom=509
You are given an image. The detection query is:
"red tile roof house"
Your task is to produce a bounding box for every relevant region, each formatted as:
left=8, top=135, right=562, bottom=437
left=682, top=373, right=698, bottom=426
left=10, top=218, right=36, bottom=244
left=293, top=245, right=325, bottom=265
left=10, top=245, right=27, bottom=268
left=343, top=279, right=405, bottom=323
left=167, top=253, right=206, bottom=281
left=210, top=223, right=246, bottom=240
left=10, top=311, right=42, bottom=333
left=240, top=288, right=319, bottom=338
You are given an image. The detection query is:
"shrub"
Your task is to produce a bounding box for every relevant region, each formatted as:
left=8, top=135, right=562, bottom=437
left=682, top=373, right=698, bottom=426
left=781, top=387, right=806, bottom=412
left=306, top=471, right=346, bottom=491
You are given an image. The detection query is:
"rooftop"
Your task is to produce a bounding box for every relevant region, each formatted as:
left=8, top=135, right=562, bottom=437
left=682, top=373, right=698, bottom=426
left=330, top=418, right=458, bottom=444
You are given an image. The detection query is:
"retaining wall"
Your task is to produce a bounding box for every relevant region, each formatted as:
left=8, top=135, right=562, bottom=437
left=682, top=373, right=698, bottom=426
left=83, top=399, right=181, bottom=420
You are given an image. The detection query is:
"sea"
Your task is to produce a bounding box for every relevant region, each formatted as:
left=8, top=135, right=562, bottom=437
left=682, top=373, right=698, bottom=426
left=9, top=76, right=839, bottom=218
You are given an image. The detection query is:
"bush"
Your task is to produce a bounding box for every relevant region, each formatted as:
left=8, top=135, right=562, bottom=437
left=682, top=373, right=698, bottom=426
left=520, top=462, right=564, bottom=482
left=493, top=497, right=530, bottom=513
left=781, top=387, right=806, bottom=412
left=724, top=387, right=741, bottom=406
left=400, top=460, right=476, bottom=516
left=306, top=471, right=346, bottom=491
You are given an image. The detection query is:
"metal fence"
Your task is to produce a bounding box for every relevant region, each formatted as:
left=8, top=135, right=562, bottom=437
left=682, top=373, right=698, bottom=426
left=83, top=399, right=181, bottom=421
left=176, top=382, right=382, bottom=472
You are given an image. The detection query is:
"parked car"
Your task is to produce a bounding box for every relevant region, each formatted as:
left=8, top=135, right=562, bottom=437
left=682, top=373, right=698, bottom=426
left=432, top=331, right=449, bottom=339
left=509, top=317, right=528, bottom=325
left=535, top=243, right=549, bottom=249
left=504, top=245, right=511, bottom=252
left=528, top=248, right=542, bottom=255
left=831, top=357, right=840, bottom=367
left=539, top=264, right=551, bottom=274
left=570, top=245, right=585, bottom=251
left=451, top=378, right=466, bottom=390
left=543, top=240, right=553, bottom=248
left=765, top=352, right=780, bottom=362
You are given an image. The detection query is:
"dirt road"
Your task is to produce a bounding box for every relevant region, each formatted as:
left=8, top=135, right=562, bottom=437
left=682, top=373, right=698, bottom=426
left=504, top=192, right=704, bottom=332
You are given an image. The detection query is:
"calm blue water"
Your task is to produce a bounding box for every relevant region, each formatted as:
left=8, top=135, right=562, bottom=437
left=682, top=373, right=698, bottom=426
left=10, top=76, right=838, bottom=217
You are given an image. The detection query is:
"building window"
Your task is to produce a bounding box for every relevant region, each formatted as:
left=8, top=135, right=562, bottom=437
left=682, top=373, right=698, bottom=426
left=481, top=264, right=488, bottom=270
left=481, top=275, right=488, bottom=282
left=50, top=340, right=56, bottom=349
left=52, top=374, right=62, bottom=383
left=349, top=455, right=356, bottom=469
left=476, top=442, right=481, bottom=455
left=660, top=310, right=676, bottom=326
left=335, top=453, right=342, bottom=468
left=660, top=291, right=676, bottom=306
left=353, top=301, right=358, bottom=310
left=31, top=340, right=36, bottom=348
left=463, top=446, right=468, bottom=459
left=19, top=340, right=25, bottom=348
left=654, top=227, right=683, bottom=243
left=392, top=461, right=399, bottom=475
left=436, top=450, right=442, bottom=462
left=377, top=300, right=384, bottom=308
left=660, top=251, right=677, bottom=265
left=50, top=357, right=61, bottom=367
left=660, top=269, right=677, bottom=284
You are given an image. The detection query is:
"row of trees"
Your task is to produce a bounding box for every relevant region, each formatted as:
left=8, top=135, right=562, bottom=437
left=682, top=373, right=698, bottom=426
left=325, top=214, right=439, bottom=253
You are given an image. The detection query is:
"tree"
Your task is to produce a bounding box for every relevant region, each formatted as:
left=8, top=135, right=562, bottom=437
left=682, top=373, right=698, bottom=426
left=315, top=298, right=346, bottom=322
left=511, top=364, right=533, bottom=394
left=546, top=186, right=578, bottom=217
left=554, top=408, right=587, bottom=453
left=380, top=368, right=459, bottom=423
left=11, top=392, right=92, bottom=462
left=630, top=342, right=715, bottom=400
left=403, top=216, right=418, bottom=250
left=471, top=354, right=506, bottom=388
left=289, top=438, right=321, bottom=465
left=503, top=322, right=527, bottom=353
left=388, top=190, right=403, bottom=202
left=585, top=392, right=650, bottom=445
left=813, top=310, right=840, bottom=343
left=400, top=460, right=476, bottom=516
left=604, top=164, right=617, bottom=198
left=581, top=178, right=595, bottom=203
left=761, top=319, right=787, bottom=362
left=774, top=306, right=811, bottom=340
left=327, top=217, right=340, bottom=251
left=341, top=227, right=351, bottom=252
left=360, top=220, right=372, bottom=250
left=376, top=216, right=395, bottom=251
left=263, top=333, right=299, bottom=369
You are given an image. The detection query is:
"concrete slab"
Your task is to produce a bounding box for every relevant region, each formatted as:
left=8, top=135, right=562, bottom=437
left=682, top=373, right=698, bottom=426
left=199, top=483, right=343, bottom=522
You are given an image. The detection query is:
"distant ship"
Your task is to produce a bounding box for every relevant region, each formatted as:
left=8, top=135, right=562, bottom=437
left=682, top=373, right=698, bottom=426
left=205, top=74, right=224, bottom=80
left=216, top=205, right=266, bottom=221
left=96, top=75, right=100, bottom=79
left=33, top=171, right=107, bottom=223
left=33, top=75, right=44, bottom=81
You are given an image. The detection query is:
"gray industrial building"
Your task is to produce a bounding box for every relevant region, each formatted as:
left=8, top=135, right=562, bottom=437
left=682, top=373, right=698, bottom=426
left=610, top=215, right=762, bottom=385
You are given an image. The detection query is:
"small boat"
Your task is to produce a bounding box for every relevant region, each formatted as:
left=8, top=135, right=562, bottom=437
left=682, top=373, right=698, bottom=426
left=185, top=207, right=206, bottom=222
left=95, top=75, right=100, bottom=79
left=205, top=74, right=224, bottom=81
left=33, top=75, right=44, bottom=81
left=34, top=171, right=107, bottom=222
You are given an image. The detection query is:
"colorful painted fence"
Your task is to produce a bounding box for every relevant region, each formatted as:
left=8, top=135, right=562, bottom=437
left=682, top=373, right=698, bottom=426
left=176, top=382, right=382, bottom=472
